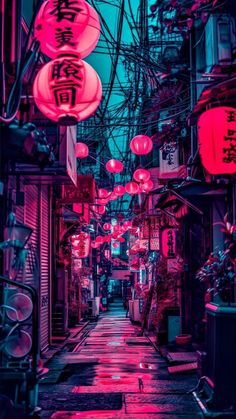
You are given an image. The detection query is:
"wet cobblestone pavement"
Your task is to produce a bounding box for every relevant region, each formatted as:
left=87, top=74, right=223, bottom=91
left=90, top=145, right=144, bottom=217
left=39, top=301, right=203, bottom=418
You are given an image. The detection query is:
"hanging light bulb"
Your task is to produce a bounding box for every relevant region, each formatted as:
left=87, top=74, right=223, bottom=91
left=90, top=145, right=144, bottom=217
left=105, top=159, right=124, bottom=174
left=125, top=181, right=140, bottom=195
left=98, top=188, right=110, bottom=199
left=130, top=135, right=153, bottom=155
left=133, top=168, right=151, bottom=183
left=75, top=142, right=89, bottom=158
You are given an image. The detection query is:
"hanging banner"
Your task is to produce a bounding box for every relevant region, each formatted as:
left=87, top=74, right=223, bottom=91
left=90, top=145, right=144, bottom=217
left=60, top=175, right=95, bottom=204
left=161, top=228, right=176, bottom=259
left=71, top=232, right=90, bottom=258
left=159, top=142, right=179, bottom=178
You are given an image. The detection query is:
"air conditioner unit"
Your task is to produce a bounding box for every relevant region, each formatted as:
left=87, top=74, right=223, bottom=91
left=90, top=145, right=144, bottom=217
left=205, top=14, right=236, bottom=73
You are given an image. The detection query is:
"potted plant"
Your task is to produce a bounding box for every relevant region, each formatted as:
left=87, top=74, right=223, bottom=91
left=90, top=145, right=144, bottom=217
left=195, top=215, right=236, bottom=411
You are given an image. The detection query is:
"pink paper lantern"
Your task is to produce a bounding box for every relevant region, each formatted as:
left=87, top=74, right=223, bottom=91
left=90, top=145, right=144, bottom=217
left=139, top=179, right=154, bottom=192
left=114, top=185, right=125, bottom=196
left=105, top=159, right=124, bottom=174
left=98, top=188, right=110, bottom=199
left=130, top=135, right=153, bottom=155
left=103, top=223, right=111, bottom=231
left=75, top=142, right=89, bottom=158
left=125, top=181, right=140, bottom=195
left=34, top=0, right=100, bottom=59
left=33, top=56, right=102, bottom=125
left=112, top=241, right=119, bottom=248
left=133, top=168, right=151, bottom=183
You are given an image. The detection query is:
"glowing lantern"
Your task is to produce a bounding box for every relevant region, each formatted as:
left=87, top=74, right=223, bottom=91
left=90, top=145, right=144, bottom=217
left=139, top=179, right=154, bottom=192
left=133, top=168, right=151, bottom=183
left=161, top=228, right=176, bottom=259
left=113, top=224, right=121, bottom=233
left=33, top=56, right=102, bottom=125
left=117, top=236, right=125, bottom=243
left=125, top=181, right=140, bottom=195
left=112, top=241, right=119, bottom=248
left=103, top=223, right=111, bottom=231
left=108, top=192, right=117, bottom=201
left=130, top=135, right=153, bottom=155
left=34, top=0, right=100, bottom=59
left=198, top=106, right=236, bottom=175
left=105, top=159, right=124, bottom=174
left=114, top=185, right=125, bottom=196
left=98, top=188, right=110, bottom=199
left=72, top=232, right=90, bottom=258
left=91, top=205, right=106, bottom=215
left=75, top=142, right=89, bottom=158
left=95, top=236, right=104, bottom=244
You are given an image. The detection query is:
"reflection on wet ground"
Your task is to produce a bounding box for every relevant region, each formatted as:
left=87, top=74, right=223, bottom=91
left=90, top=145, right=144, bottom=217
left=39, top=300, right=203, bottom=418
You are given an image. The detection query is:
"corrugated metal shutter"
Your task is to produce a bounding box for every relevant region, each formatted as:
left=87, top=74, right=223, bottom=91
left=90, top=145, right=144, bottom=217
left=24, top=185, right=40, bottom=290
left=39, top=185, right=50, bottom=350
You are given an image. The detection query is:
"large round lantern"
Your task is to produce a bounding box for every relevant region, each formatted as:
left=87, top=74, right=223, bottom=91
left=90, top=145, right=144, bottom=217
left=105, top=159, right=124, bottom=174
left=125, top=181, right=140, bottom=195
left=75, top=142, right=89, bottom=158
left=133, top=168, right=151, bottom=183
left=114, top=185, right=125, bottom=196
left=130, top=135, right=153, bottom=155
left=198, top=106, right=236, bottom=175
left=34, top=0, right=100, bottom=59
left=139, top=179, right=154, bottom=193
left=91, top=205, right=106, bottom=215
left=33, top=56, right=102, bottom=125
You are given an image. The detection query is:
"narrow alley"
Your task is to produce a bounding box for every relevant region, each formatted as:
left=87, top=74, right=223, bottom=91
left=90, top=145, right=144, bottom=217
left=39, top=300, right=202, bottom=418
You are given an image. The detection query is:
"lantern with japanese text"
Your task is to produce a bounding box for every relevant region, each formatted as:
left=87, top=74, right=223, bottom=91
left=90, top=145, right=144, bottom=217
left=125, top=181, right=140, bottom=195
left=75, top=142, right=89, bottom=158
left=133, top=168, right=151, bottom=183
left=198, top=107, right=236, bottom=175
left=71, top=232, right=90, bottom=258
left=114, top=185, right=125, bottom=196
left=34, top=0, right=100, bottom=59
left=130, top=135, right=153, bottom=155
left=33, top=56, right=102, bottom=125
left=105, top=159, right=124, bottom=174
left=161, top=228, right=176, bottom=259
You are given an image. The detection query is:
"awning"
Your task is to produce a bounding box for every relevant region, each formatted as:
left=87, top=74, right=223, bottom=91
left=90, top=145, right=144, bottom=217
left=189, top=75, right=236, bottom=125
left=154, top=182, right=228, bottom=219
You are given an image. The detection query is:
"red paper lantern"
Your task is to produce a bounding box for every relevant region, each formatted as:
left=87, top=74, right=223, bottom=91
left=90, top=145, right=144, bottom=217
left=105, top=159, right=124, bottom=174
left=130, top=135, right=153, bottom=155
left=114, top=185, right=125, bottom=196
left=75, top=142, right=89, bottom=158
left=108, top=192, right=117, bottom=201
left=103, top=223, right=111, bottom=231
left=98, top=188, right=110, bottom=199
left=133, top=168, right=151, bottom=183
left=198, top=107, right=236, bottom=175
left=34, top=0, right=100, bottom=59
left=125, top=181, right=140, bottom=195
left=33, top=56, right=102, bottom=125
left=112, top=241, right=119, bottom=248
left=139, top=179, right=154, bottom=192
left=91, top=205, right=106, bottom=215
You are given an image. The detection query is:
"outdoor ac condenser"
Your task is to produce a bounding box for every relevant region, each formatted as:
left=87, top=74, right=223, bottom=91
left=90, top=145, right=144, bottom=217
left=205, top=14, right=236, bottom=73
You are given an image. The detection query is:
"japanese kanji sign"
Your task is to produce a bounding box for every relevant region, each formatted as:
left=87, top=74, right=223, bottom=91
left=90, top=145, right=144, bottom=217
left=198, top=106, right=236, bottom=175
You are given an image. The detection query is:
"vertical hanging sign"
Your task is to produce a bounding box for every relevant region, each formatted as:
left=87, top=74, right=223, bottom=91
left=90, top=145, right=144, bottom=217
left=161, top=228, right=176, bottom=259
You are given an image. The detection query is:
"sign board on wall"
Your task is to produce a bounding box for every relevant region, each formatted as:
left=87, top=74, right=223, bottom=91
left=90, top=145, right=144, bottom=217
left=60, top=175, right=95, bottom=204
left=159, top=142, right=179, bottom=179
left=59, top=125, right=77, bottom=186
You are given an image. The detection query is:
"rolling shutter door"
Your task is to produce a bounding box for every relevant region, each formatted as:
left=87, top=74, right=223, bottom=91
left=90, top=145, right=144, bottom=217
left=40, top=185, right=50, bottom=350
left=24, top=185, right=39, bottom=290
